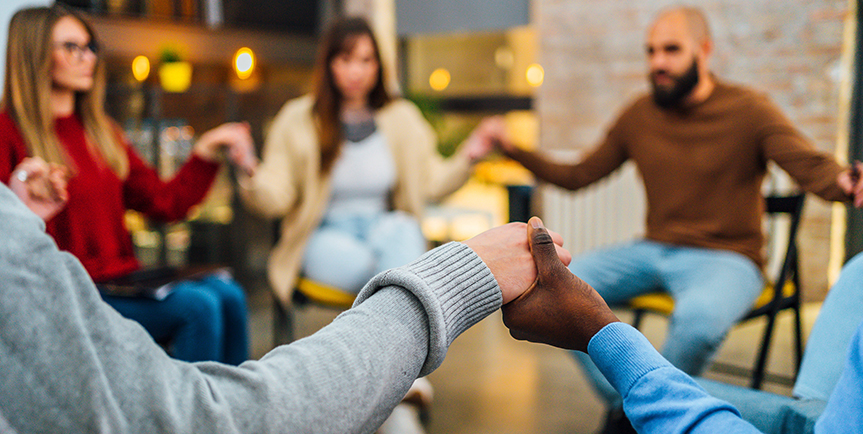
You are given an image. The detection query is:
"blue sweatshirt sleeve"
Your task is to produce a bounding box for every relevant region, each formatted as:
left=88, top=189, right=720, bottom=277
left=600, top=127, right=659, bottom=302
left=588, top=322, right=763, bottom=434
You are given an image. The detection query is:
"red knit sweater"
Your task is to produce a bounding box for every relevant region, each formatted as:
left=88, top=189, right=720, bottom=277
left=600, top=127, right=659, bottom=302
left=0, top=112, right=219, bottom=281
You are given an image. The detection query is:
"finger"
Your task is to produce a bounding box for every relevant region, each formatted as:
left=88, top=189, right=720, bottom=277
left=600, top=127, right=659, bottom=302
left=527, top=216, right=564, bottom=276
left=556, top=244, right=572, bottom=267
left=17, top=159, right=49, bottom=179
left=548, top=228, right=564, bottom=247
left=838, top=172, right=852, bottom=194
left=47, top=170, right=69, bottom=202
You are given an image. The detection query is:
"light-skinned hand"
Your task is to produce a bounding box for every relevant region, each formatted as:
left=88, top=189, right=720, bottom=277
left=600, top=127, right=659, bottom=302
left=193, top=122, right=259, bottom=176
left=461, top=116, right=507, bottom=163
left=463, top=220, right=571, bottom=304
left=9, top=157, right=69, bottom=221
left=502, top=216, right=620, bottom=353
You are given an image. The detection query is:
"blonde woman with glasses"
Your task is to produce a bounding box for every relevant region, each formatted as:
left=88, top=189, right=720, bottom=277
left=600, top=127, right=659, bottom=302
left=0, top=5, right=258, bottom=365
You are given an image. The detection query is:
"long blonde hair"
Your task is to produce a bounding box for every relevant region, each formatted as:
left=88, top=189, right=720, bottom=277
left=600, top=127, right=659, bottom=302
left=1, top=5, right=128, bottom=178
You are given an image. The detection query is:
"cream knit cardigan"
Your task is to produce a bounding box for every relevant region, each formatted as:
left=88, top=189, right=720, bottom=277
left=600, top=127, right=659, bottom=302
left=239, top=95, right=472, bottom=305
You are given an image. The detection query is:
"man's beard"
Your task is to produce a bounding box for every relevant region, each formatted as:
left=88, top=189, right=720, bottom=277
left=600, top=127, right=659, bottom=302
left=650, top=58, right=699, bottom=109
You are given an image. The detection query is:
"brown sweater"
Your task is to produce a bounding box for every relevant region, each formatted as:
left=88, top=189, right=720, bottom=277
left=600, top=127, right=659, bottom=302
left=510, top=81, right=847, bottom=267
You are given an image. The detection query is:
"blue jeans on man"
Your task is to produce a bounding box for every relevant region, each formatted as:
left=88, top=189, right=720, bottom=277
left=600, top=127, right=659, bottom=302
left=569, top=240, right=764, bottom=408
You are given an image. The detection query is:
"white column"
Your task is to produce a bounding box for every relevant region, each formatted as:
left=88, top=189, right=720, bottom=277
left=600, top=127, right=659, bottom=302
left=0, top=0, right=49, bottom=92
left=343, top=0, right=400, bottom=94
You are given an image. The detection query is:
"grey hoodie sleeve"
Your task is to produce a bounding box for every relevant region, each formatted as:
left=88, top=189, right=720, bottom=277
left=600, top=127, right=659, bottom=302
left=0, top=184, right=502, bottom=434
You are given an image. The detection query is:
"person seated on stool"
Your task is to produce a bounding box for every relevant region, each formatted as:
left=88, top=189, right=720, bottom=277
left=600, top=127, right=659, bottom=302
left=238, top=17, right=500, bottom=431
left=238, top=17, right=500, bottom=300
left=0, top=5, right=258, bottom=365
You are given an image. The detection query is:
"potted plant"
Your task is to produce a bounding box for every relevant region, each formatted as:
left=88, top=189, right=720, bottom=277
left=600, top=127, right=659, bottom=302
left=158, top=46, right=192, bottom=93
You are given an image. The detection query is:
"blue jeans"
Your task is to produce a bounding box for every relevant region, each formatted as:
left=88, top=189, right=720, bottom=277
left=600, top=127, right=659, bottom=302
left=569, top=240, right=764, bottom=408
left=793, top=252, right=863, bottom=401
left=694, top=252, right=863, bottom=433
left=101, top=273, right=249, bottom=365
left=302, top=211, right=427, bottom=294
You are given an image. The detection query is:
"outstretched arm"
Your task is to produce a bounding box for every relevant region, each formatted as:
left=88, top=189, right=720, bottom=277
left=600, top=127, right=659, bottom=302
left=497, top=129, right=628, bottom=192
left=0, top=185, right=565, bottom=434
left=502, top=217, right=762, bottom=434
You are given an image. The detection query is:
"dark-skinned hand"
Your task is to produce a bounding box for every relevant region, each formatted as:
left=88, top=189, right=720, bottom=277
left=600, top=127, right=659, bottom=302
left=502, top=216, right=620, bottom=353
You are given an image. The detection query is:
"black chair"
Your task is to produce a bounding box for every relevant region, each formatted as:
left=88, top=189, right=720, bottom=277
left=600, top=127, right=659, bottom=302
left=272, top=277, right=356, bottom=346
left=628, top=193, right=806, bottom=389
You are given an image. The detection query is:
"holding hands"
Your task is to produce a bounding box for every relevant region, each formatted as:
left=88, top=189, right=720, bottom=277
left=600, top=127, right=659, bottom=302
left=460, top=116, right=509, bottom=163
left=501, top=217, right=620, bottom=353
left=838, top=161, right=863, bottom=208
left=463, top=220, right=571, bottom=304
left=9, top=157, right=69, bottom=221
left=193, top=122, right=259, bottom=176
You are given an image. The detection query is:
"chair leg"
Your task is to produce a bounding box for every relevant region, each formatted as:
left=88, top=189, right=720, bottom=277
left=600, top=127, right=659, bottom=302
left=272, top=297, right=294, bottom=347
left=631, top=309, right=646, bottom=330
left=793, top=303, right=804, bottom=373
left=750, top=312, right=779, bottom=389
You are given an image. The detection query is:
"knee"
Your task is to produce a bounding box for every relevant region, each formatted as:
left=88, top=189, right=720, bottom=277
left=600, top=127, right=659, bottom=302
left=669, top=313, right=729, bottom=349
left=206, top=276, right=248, bottom=310
left=375, top=212, right=423, bottom=240
left=169, top=285, right=222, bottom=326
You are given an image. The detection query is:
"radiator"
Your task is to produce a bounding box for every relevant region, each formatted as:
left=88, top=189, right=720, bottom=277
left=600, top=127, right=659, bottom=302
left=539, top=161, right=646, bottom=257
left=539, top=160, right=787, bottom=278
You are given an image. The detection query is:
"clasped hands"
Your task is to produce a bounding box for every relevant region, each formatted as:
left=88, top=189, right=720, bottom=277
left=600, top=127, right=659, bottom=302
left=463, top=217, right=620, bottom=353
left=838, top=161, right=863, bottom=208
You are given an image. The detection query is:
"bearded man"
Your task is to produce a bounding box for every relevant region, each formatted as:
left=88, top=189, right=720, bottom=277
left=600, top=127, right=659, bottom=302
left=497, top=6, right=863, bottom=433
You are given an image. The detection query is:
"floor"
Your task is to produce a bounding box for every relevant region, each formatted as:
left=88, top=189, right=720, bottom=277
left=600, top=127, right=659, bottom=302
left=246, top=281, right=817, bottom=434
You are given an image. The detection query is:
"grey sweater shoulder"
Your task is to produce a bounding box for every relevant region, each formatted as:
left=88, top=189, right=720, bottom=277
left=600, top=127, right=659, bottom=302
left=0, top=184, right=502, bottom=434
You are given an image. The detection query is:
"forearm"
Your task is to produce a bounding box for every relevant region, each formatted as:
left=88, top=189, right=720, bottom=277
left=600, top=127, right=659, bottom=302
left=236, top=169, right=296, bottom=220
left=505, top=146, right=586, bottom=190
left=0, top=185, right=501, bottom=434
left=124, top=151, right=219, bottom=221
left=766, top=137, right=847, bottom=202
left=589, top=323, right=762, bottom=434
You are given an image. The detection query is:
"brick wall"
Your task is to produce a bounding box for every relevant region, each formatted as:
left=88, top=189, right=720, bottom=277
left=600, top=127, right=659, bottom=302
left=535, top=0, right=850, bottom=301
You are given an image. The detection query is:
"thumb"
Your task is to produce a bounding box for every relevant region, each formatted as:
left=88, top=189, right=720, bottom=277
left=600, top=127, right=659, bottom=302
left=527, top=216, right=562, bottom=277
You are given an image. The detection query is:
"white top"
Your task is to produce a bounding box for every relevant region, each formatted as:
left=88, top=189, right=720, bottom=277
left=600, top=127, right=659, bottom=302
left=325, top=130, right=397, bottom=218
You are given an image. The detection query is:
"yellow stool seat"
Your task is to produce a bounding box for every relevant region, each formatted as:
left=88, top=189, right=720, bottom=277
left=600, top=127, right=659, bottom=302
left=627, top=280, right=797, bottom=318
left=295, top=277, right=356, bottom=309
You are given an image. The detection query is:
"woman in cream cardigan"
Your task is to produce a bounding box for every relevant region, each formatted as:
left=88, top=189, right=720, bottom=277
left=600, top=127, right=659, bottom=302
left=240, top=17, right=499, bottom=305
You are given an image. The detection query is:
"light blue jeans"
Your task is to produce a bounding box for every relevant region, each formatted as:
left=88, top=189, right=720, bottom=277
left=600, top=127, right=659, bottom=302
left=570, top=240, right=764, bottom=408
left=793, top=251, right=863, bottom=401
left=695, top=251, right=863, bottom=433
left=301, top=211, right=427, bottom=294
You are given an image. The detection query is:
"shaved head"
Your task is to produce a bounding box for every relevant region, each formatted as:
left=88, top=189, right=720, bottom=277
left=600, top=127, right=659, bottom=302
left=653, top=6, right=711, bottom=44
left=645, top=6, right=715, bottom=107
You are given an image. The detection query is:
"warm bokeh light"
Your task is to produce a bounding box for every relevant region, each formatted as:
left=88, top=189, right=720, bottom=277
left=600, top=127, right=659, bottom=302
left=526, top=64, right=544, bottom=87
left=132, top=55, right=150, bottom=82
left=233, top=47, right=255, bottom=80
left=429, top=68, right=451, bottom=91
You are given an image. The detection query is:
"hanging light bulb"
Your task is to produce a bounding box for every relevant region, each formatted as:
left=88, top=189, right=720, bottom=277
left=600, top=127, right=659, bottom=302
left=429, top=68, right=451, bottom=91
left=132, top=55, right=150, bottom=82
left=233, top=47, right=255, bottom=80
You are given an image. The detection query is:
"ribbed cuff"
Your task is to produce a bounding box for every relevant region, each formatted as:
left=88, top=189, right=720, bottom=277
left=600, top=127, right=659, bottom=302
left=353, top=242, right=501, bottom=375
left=588, top=322, right=671, bottom=399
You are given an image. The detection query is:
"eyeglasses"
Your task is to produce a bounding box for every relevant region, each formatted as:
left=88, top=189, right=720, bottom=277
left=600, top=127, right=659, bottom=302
left=54, top=41, right=99, bottom=61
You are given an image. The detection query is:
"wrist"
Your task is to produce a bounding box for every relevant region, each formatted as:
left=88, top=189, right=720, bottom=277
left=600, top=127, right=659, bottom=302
left=192, top=143, right=219, bottom=163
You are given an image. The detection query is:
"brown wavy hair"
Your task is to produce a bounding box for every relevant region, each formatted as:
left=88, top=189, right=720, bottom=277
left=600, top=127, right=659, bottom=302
left=312, top=17, right=391, bottom=173
left=1, top=5, right=128, bottom=178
